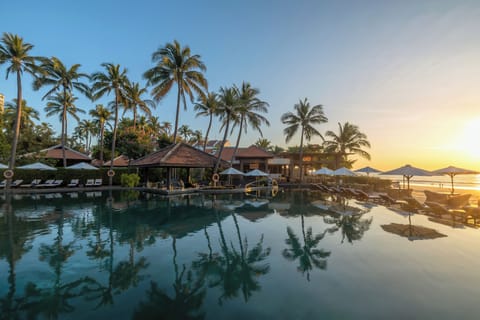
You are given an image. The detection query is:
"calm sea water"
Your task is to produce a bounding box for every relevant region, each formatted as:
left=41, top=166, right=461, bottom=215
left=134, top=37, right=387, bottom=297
left=371, top=173, right=480, bottom=191
left=1, top=190, right=480, bottom=319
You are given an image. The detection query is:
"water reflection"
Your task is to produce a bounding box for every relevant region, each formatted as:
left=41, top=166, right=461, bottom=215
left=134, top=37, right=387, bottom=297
left=0, top=189, right=374, bottom=318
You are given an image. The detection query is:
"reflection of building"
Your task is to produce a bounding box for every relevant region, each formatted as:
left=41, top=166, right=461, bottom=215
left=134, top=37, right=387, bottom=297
left=0, top=93, right=4, bottom=113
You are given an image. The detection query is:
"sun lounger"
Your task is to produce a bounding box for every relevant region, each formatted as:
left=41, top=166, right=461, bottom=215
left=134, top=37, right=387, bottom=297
left=49, top=180, right=63, bottom=187
left=85, top=179, right=95, bottom=187
left=378, top=193, right=407, bottom=206
left=0, top=180, right=5, bottom=188
left=94, top=179, right=102, bottom=187
left=10, top=179, right=23, bottom=187
left=424, top=201, right=469, bottom=222
left=67, top=179, right=79, bottom=187
left=20, top=179, right=42, bottom=188
left=403, top=197, right=428, bottom=213
left=34, top=179, right=55, bottom=188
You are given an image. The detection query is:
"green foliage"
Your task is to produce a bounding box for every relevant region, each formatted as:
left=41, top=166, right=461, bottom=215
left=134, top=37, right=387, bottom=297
left=120, top=173, right=140, bottom=187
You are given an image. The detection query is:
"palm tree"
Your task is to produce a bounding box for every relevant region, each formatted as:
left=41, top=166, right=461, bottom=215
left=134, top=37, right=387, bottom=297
left=123, top=81, right=156, bottom=130
left=178, top=124, right=192, bottom=142
left=194, top=92, right=218, bottom=151
left=190, top=130, right=203, bottom=145
left=143, top=40, right=207, bottom=142
left=214, top=86, right=240, bottom=173
left=254, top=138, right=272, bottom=151
left=45, top=91, right=85, bottom=161
left=91, top=63, right=129, bottom=185
left=33, top=56, right=90, bottom=167
left=230, top=82, right=270, bottom=163
left=0, top=33, right=40, bottom=183
left=3, top=99, right=40, bottom=131
left=76, top=119, right=97, bottom=152
left=323, top=122, right=371, bottom=169
left=281, top=98, right=328, bottom=182
left=161, top=121, right=172, bottom=137
left=89, top=104, right=112, bottom=162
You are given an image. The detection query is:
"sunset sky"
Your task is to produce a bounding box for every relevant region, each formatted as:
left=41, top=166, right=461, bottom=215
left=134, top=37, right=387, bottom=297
left=1, top=0, right=479, bottom=171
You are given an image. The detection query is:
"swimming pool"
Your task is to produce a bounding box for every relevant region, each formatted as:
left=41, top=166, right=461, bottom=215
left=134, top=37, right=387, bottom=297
left=1, top=190, right=479, bottom=319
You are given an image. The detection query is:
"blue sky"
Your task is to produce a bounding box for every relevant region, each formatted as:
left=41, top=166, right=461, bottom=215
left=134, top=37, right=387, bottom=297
left=1, top=0, right=480, bottom=169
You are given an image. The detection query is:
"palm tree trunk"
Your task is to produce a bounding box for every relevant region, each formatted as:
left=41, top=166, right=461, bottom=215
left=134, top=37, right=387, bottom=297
left=133, top=106, right=137, bottom=130
left=62, top=88, right=67, bottom=167
left=231, top=116, right=244, bottom=166
left=109, top=98, right=119, bottom=186
left=203, top=114, right=213, bottom=152
left=172, top=84, right=181, bottom=143
left=100, top=122, right=105, bottom=162
left=214, top=117, right=230, bottom=174
left=7, top=71, right=23, bottom=189
left=299, top=127, right=305, bottom=183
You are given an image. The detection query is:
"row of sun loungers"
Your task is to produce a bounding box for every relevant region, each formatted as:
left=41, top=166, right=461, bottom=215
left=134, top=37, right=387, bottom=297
left=0, top=178, right=103, bottom=188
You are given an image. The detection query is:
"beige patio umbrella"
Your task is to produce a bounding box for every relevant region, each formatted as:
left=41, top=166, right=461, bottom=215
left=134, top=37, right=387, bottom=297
left=431, top=166, right=479, bottom=194
left=380, top=164, right=433, bottom=190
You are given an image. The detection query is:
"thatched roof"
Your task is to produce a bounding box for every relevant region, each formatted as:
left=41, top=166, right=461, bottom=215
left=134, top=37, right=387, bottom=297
left=23, top=144, right=91, bottom=161
left=131, top=143, right=228, bottom=168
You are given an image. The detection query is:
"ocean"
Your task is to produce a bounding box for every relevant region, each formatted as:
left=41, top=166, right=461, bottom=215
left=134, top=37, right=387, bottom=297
left=371, top=173, right=480, bottom=191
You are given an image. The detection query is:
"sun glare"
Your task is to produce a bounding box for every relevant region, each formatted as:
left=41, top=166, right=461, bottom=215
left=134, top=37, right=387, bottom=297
left=458, top=118, right=480, bottom=159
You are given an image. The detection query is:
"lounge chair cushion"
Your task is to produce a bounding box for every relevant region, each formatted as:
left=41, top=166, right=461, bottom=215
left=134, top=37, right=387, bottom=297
left=424, top=190, right=449, bottom=205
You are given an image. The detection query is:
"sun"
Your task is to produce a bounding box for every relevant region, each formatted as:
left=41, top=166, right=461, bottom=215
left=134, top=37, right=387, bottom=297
left=458, top=118, right=480, bottom=159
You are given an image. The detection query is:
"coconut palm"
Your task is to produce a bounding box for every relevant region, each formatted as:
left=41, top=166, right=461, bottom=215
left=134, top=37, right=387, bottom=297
left=194, top=92, right=218, bottom=151
left=91, top=63, right=129, bottom=185
left=0, top=33, right=40, bottom=181
left=178, top=124, right=192, bottom=142
left=89, top=104, right=112, bottom=162
left=143, top=40, right=207, bottom=142
left=230, top=82, right=270, bottom=163
left=33, top=56, right=90, bottom=166
left=214, top=86, right=240, bottom=173
left=123, top=81, right=156, bottom=130
left=323, top=122, right=371, bottom=169
left=45, top=92, right=85, bottom=160
left=254, top=138, right=272, bottom=151
left=76, top=119, right=97, bottom=152
left=281, top=98, right=328, bottom=182
left=3, top=99, right=40, bottom=131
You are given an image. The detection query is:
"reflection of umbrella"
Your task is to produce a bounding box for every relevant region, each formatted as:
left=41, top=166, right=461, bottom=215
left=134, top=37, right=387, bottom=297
left=381, top=215, right=447, bottom=241
left=244, top=199, right=269, bottom=208
left=313, top=168, right=333, bottom=175
left=219, top=167, right=244, bottom=175
left=0, top=163, right=8, bottom=169
left=380, top=164, right=432, bottom=190
left=244, top=169, right=269, bottom=177
left=432, top=166, right=479, bottom=194
left=332, top=167, right=356, bottom=176
left=18, top=162, right=57, bottom=171
left=355, top=166, right=382, bottom=175
left=66, top=162, right=99, bottom=170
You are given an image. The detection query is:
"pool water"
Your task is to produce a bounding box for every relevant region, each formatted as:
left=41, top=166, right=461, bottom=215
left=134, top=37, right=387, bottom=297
left=1, top=190, right=480, bottom=319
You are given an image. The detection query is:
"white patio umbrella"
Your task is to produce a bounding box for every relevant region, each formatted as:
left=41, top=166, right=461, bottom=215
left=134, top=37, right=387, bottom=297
left=332, top=167, right=357, bottom=176
left=66, top=162, right=99, bottom=170
left=380, top=164, right=433, bottom=190
left=244, top=169, right=269, bottom=177
left=355, top=166, right=382, bottom=176
left=0, top=163, right=8, bottom=169
left=313, top=168, right=333, bottom=175
left=431, top=165, right=479, bottom=194
left=219, top=167, right=244, bottom=175
left=17, top=162, right=57, bottom=171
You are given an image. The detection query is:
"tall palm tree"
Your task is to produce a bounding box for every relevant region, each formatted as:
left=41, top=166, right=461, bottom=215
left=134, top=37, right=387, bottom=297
left=91, top=63, right=129, bottom=185
left=89, top=104, right=112, bottom=162
left=161, top=121, right=172, bottom=137
left=190, top=130, right=203, bottom=145
left=214, top=86, right=240, bottom=173
left=45, top=92, right=85, bottom=161
left=143, top=40, right=207, bottom=143
left=230, top=82, right=270, bottom=163
left=33, top=56, right=90, bottom=167
left=178, top=124, right=192, bottom=142
left=123, top=81, right=156, bottom=130
left=194, top=92, right=218, bottom=151
left=323, top=122, right=371, bottom=169
left=281, top=98, right=328, bottom=182
left=0, top=33, right=40, bottom=183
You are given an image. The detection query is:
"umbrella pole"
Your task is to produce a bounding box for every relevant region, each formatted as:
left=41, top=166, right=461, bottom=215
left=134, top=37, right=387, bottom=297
left=449, top=174, right=454, bottom=194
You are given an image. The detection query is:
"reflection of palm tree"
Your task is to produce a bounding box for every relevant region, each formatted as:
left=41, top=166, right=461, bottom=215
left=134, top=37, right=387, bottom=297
left=283, top=213, right=331, bottom=281
left=132, top=237, right=206, bottom=319
left=323, top=215, right=373, bottom=244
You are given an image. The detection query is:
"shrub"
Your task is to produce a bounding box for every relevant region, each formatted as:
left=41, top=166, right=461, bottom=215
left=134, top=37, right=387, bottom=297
left=120, top=173, right=140, bottom=187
